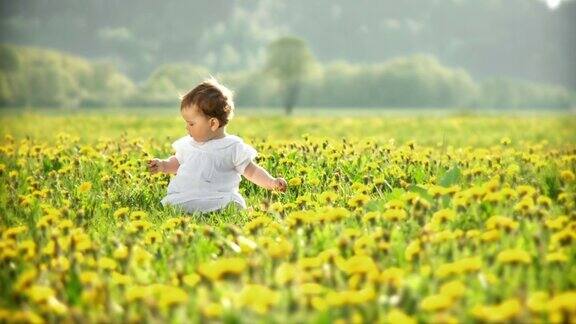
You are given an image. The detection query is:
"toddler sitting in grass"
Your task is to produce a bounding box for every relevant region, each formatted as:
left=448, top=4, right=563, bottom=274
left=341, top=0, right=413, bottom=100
left=148, top=78, right=286, bottom=213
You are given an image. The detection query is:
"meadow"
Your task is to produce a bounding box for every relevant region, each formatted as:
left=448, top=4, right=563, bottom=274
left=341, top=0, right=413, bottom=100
left=0, top=109, right=575, bottom=323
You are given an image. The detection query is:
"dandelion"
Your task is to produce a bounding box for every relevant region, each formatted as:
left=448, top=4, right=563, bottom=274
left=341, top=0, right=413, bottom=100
left=546, top=251, right=568, bottom=263
left=129, top=210, right=148, bottom=221
left=98, top=257, right=118, bottom=271
left=153, top=285, right=189, bottom=309
left=113, top=245, right=129, bottom=260
left=113, top=207, right=130, bottom=220
left=496, top=249, right=531, bottom=265
left=125, top=285, right=151, bottom=302
left=439, top=280, right=466, bottom=300
left=201, top=302, right=224, bottom=319
left=527, top=291, right=549, bottom=313
left=144, top=231, right=162, bottom=245
left=266, top=238, right=293, bottom=259
left=560, top=170, right=575, bottom=183
left=347, top=193, right=370, bottom=209
left=182, top=273, right=201, bottom=287
left=77, top=181, right=92, bottom=194
left=288, top=177, right=302, bottom=186
left=237, top=284, right=279, bottom=314
left=197, top=258, right=247, bottom=282
left=319, top=191, right=338, bottom=204
left=485, top=216, right=518, bottom=232
left=405, top=240, right=422, bottom=262
left=420, top=294, right=453, bottom=312
left=14, top=269, right=38, bottom=292
left=379, top=267, right=404, bottom=287
left=26, top=285, right=55, bottom=304
left=275, top=262, right=297, bottom=286
left=471, top=299, right=521, bottom=322
left=336, top=255, right=378, bottom=275
left=127, top=220, right=152, bottom=233
left=431, top=209, right=456, bottom=225
left=383, top=209, right=407, bottom=222
left=386, top=309, right=416, bottom=324
left=111, top=272, right=133, bottom=285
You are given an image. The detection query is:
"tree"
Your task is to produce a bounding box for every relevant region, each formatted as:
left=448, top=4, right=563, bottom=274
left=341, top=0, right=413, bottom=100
left=265, top=36, right=317, bottom=115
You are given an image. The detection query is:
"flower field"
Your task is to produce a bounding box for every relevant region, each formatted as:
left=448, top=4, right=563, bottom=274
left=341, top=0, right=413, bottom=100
left=1, top=112, right=575, bottom=323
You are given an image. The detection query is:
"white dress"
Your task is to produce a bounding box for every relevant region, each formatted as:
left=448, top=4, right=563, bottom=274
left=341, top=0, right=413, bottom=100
left=160, top=134, right=257, bottom=213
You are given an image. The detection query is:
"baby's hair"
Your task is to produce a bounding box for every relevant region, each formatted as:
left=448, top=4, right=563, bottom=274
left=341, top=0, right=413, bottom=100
left=180, top=77, right=235, bottom=128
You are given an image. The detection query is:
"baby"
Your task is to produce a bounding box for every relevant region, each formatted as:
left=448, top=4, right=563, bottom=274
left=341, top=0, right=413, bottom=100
left=148, top=78, right=287, bottom=213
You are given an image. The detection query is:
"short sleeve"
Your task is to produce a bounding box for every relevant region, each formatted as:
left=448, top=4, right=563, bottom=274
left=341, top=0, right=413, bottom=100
left=233, top=142, right=257, bottom=174
left=171, top=136, right=191, bottom=163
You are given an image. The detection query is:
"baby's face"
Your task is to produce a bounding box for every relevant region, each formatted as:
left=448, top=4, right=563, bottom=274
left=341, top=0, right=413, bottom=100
left=181, top=105, right=217, bottom=143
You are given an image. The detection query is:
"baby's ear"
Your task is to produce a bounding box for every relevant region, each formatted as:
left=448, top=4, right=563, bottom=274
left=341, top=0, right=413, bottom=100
left=210, top=118, right=220, bottom=131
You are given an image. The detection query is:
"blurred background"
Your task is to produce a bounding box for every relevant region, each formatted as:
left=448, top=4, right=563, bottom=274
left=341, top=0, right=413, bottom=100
left=0, top=0, right=574, bottom=113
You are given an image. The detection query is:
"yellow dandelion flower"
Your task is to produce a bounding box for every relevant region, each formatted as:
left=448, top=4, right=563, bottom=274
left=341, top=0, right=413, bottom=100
left=26, top=285, right=55, bottom=304
left=201, top=302, right=223, bottom=319
left=77, top=181, right=92, bottom=194
left=275, top=262, right=297, bottom=286
left=439, top=280, right=466, bottom=300
left=431, top=209, right=456, bottom=225
left=3, top=225, right=27, bottom=240
left=288, top=177, right=302, bottom=186
left=125, top=285, right=151, bottom=302
left=471, top=299, right=521, bottom=323
left=319, top=191, right=338, bottom=204
left=197, top=257, right=247, bottom=282
left=153, top=284, right=189, bottom=309
left=383, top=209, right=407, bottom=222
left=297, top=283, right=327, bottom=296
left=386, top=308, right=416, bottom=324
left=485, top=216, right=518, bottom=232
left=405, top=240, right=422, bottom=262
left=237, top=284, right=279, bottom=314
left=111, top=272, right=133, bottom=285
left=496, top=249, right=531, bottom=265
left=79, top=271, right=101, bottom=287
left=549, top=291, right=576, bottom=314
left=420, top=294, right=453, bottom=312
left=266, top=238, right=293, bottom=259
left=182, top=273, right=201, bottom=287
left=379, top=267, right=404, bottom=287
left=546, top=251, right=568, bottom=263
left=113, top=245, right=129, bottom=260
left=14, top=269, right=38, bottom=292
left=144, top=231, right=162, bottom=245
left=113, top=207, right=130, bottom=219
left=527, top=291, right=549, bottom=313
left=336, top=255, right=378, bottom=275
left=545, top=216, right=568, bottom=230
left=560, top=170, right=575, bottom=183
left=98, top=257, right=118, bottom=271
left=129, top=210, right=148, bottom=221
left=347, top=193, right=370, bottom=208
left=127, top=220, right=152, bottom=233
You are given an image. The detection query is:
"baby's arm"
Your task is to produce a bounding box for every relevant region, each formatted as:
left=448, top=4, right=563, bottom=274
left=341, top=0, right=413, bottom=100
left=243, top=162, right=287, bottom=192
left=148, top=155, right=180, bottom=174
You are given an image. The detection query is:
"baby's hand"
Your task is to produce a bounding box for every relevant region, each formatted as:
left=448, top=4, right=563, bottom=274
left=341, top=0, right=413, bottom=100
left=273, top=177, right=287, bottom=192
left=147, top=158, right=165, bottom=173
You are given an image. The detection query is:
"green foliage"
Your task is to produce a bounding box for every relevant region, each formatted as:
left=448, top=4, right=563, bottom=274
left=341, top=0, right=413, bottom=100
left=479, top=77, right=572, bottom=109
left=0, top=45, right=135, bottom=107
left=265, top=37, right=318, bottom=114
left=0, top=45, right=573, bottom=110
left=132, top=64, right=210, bottom=106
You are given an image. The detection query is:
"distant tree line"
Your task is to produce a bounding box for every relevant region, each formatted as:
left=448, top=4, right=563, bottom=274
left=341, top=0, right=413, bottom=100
left=0, top=44, right=573, bottom=111
left=1, top=0, right=574, bottom=90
